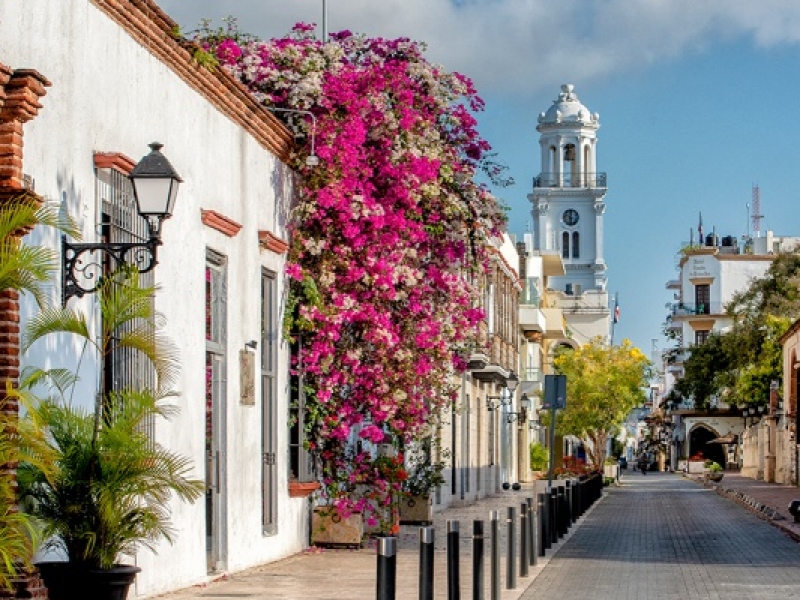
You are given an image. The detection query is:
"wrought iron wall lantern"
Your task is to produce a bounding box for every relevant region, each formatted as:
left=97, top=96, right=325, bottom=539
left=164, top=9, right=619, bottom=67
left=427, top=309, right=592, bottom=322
left=506, top=393, right=531, bottom=424
left=62, top=142, right=182, bottom=305
left=486, top=370, right=519, bottom=410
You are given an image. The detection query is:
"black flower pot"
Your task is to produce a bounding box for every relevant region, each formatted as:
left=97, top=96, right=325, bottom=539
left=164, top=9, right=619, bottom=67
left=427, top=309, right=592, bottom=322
left=37, top=562, right=141, bottom=600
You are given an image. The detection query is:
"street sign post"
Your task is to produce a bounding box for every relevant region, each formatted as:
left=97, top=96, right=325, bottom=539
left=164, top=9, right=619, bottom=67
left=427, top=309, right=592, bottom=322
left=544, top=375, right=567, bottom=491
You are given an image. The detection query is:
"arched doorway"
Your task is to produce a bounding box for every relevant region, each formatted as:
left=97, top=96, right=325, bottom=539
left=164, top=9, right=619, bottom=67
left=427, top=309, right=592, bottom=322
left=689, top=425, right=725, bottom=465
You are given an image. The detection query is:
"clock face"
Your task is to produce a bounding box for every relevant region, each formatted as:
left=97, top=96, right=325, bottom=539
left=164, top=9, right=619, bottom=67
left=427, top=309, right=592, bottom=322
left=563, top=209, right=579, bottom=226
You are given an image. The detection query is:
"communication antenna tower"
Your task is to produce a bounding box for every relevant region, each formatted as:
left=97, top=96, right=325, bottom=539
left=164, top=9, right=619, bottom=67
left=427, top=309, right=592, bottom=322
left=751, top=184, right=763, bottom=237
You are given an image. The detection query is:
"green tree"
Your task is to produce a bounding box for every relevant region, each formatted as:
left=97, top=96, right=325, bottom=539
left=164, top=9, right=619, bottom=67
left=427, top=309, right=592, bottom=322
left=551, top=339, right=651, bottom=468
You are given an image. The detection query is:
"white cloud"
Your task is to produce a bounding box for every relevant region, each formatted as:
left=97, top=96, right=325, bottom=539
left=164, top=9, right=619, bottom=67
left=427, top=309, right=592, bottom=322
left=157, top=0, right=800, bottom=94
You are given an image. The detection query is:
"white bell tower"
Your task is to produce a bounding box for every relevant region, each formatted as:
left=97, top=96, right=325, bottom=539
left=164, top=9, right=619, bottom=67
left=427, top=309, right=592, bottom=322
left=528, top=84, right=610, bottom=344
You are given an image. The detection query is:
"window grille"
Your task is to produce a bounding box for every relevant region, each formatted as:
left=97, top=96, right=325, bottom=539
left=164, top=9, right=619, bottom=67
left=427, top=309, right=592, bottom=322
left=98, top=167, right=156, bottom=441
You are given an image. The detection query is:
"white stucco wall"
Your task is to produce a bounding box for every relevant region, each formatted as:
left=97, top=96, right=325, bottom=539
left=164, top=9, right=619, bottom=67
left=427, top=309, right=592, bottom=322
left=2, top=1, right=309, bottom=597
left=718, top=259, right=770, bottom=305
left=678, top=252, right=772, bottom=344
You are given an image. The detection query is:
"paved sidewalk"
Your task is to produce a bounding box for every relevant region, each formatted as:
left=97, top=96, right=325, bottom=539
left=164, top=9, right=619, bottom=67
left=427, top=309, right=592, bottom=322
left=690, top=470, right=800, bottom=540
left=151, top=480, right=599, bottom=599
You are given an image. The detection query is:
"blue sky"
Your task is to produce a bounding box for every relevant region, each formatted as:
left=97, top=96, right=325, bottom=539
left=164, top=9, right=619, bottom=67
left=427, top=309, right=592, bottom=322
left=158, top=0, right=800, bottom=358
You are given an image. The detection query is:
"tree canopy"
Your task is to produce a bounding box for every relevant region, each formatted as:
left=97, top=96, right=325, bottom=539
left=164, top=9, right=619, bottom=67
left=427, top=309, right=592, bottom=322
left=551, top=339, right=651, bottom=467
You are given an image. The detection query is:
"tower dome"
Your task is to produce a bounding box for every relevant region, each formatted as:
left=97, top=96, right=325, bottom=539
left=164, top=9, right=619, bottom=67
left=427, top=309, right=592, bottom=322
left=538, top=84, right=599, bottom=126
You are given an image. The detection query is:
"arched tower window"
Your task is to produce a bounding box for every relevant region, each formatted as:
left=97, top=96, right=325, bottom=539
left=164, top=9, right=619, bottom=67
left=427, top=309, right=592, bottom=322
left=562, top=232, right=569, bottom=259
left=572, top=232, right=580, bottom=258
left=549, top=146, right=557, bottom=185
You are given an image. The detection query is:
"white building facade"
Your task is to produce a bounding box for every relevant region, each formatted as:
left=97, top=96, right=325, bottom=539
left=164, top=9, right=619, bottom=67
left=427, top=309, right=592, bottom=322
left=443, top=233, right=521, bottom=508
left=528, top=84, right=610, bottom=346
left=2, top=1, right=311, bottom=596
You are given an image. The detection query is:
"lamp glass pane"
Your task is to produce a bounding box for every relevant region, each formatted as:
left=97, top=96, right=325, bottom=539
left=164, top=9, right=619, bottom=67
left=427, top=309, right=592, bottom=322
left=133, top=178, right=172, bottom=216
left=166, top=180, right=180, bottom=215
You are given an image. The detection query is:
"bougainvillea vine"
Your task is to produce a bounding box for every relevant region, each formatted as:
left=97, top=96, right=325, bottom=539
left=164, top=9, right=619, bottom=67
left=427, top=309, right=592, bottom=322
left=192, top=20, right=506, bottom=528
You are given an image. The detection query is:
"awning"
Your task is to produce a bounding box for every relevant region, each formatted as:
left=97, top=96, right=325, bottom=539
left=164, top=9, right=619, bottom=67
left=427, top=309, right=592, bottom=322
left=706, top=434, right=738, bottom=444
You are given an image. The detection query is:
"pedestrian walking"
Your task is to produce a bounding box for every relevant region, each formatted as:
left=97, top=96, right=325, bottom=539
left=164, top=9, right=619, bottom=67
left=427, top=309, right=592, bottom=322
left=637, top=453, right=648, bottom=475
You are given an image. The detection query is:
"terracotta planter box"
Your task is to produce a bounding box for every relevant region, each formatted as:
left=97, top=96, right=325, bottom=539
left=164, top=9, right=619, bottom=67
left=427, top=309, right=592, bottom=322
left=311, top=508, right=363, bottom=548
left=399, top=495, right=433, bottom=525
left=288, top=481, right=320, bottom=498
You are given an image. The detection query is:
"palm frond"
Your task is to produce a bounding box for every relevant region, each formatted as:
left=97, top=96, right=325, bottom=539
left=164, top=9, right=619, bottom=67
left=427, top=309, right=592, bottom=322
left=0, top=196, right=78, bottom=307
left=22, top=307, right=92, bottom=353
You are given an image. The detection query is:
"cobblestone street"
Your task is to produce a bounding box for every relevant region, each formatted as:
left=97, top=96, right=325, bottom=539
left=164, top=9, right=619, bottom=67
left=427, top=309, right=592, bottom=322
left=523, top=472, right=800, bottom=600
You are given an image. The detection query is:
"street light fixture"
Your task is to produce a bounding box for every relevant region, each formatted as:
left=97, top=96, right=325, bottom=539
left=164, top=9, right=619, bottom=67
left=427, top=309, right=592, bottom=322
left=265, top=107, right=320, bottom=166
left=62, top=142, right=182, bottom=305
left=506, top=393, right=531, bottom=423
left=486, top=370, right=519, bottom=410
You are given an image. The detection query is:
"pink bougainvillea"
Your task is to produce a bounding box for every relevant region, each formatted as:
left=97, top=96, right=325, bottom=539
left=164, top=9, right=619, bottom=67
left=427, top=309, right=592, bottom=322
left=193, top=21, right=506, bottom=527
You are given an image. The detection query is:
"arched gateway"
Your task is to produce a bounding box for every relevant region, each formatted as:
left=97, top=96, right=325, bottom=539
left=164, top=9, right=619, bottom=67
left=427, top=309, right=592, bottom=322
left=689, top=424, right=725, bottom=466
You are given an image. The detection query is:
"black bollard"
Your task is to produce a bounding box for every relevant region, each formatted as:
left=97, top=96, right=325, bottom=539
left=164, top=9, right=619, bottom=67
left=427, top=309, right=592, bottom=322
left=447, top=520, right=461, bottom=600
left=506, top=507, right=516, bottom=590
left=473, top=520, right=485, bottom=600
left=530, top=497, right=539, bottom=565
left=539, top=493, right=550, bottom=551
left=376, top=536, right=397, bottom=600
left=526, top=498, right=536, bottom=567
left=565, top=481, right=573, bottom=528
left=549, top=489, right=558, bottom=541
left=573, top=480, right=581, bottom=520
left=557, top=488, right=567, bottom=537
left=490, top=510, right=500, bottom=600
left=520, top=503, right=529, bottom=578
left=419, top=526, right=434, bottom=600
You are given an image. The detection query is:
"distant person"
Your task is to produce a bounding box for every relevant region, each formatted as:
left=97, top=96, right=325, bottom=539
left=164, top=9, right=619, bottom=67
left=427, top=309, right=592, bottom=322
left=637, top=453, right=649, bottom=475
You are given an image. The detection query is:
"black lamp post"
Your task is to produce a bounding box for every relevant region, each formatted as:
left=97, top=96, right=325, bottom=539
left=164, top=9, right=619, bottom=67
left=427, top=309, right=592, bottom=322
left=62, top=143, right=182, bottom=304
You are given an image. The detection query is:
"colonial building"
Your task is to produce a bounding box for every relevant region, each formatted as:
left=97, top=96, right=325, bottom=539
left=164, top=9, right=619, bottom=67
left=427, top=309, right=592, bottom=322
left=528, top=84, right=610, bottom=346
left=443, top=233, right=521, bottom=508
left=662, top=229, right=800, bottom=471
left=1, top=1, right=310, bottom=596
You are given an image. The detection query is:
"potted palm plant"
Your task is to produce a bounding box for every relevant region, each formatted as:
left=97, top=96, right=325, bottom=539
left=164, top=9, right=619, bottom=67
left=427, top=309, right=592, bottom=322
left=16, top=269, right=203, bottom=600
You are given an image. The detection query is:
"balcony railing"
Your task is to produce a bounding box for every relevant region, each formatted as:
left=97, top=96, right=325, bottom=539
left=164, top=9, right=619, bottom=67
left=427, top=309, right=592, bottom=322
left=533, top=172, right=607, bottom=189
left=668, top=302, right=723, bottom=317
